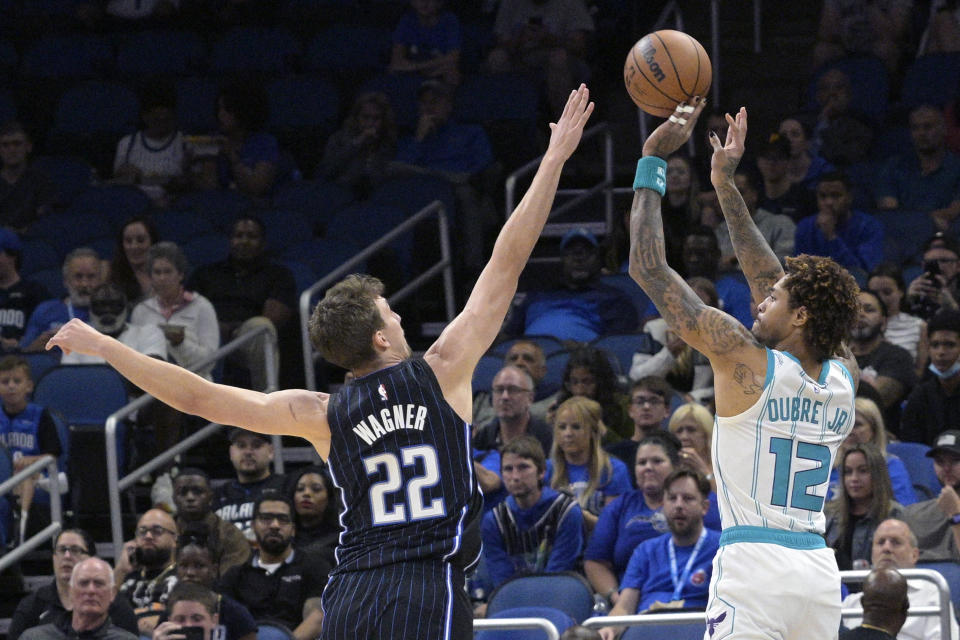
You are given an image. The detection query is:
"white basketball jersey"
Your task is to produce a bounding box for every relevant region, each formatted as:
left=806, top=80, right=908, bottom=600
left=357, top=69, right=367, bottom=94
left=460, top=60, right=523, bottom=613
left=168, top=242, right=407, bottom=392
left=713, top=348, right=855, bottom=535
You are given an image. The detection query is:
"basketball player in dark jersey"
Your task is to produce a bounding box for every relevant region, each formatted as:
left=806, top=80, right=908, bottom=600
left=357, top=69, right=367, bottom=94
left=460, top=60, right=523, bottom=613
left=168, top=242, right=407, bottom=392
left=47, top=85, right=594, bottom=640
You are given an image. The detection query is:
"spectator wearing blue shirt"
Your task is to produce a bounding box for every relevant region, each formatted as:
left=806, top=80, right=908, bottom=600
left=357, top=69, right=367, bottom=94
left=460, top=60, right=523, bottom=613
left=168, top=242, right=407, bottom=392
left=388, top=0, right=462, bottom=86
left=877, top=105, right=960, bottom=231
left=22, top=247, right=102, bottom=352
left=546, top=396, right=632, bottom=532
left=504, top=228, right=639, bottom=343
left=584, top=432, right=721, bottom=607
left=795, top=171, right=885, bottom=281
left=481, top=435, right=584, bottom=590
left=599, top=469, right=720, bottom=638
left=681, top=226, right=754, bottom=328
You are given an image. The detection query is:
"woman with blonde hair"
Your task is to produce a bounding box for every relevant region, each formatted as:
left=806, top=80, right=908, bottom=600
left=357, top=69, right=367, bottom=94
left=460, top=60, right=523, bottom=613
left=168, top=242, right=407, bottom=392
left=668, top=402, right=716, bottom=492
left=548, top=396, right=632, bottom=530
left=825, top=443, right=905, bottom=570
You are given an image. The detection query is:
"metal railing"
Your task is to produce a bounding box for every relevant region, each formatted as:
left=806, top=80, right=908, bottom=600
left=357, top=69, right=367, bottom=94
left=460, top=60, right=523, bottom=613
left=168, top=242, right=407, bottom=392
left=580, top=568, right=954, bottom=640
left=0, top=455, right=62, bottom=573
left=300, top=201, right=455, bottom=391
left=504, top=123, right=614, bottom=237
left=473, top=617, right=559, bottom=640
left=105, top=325, right=279, bottom=562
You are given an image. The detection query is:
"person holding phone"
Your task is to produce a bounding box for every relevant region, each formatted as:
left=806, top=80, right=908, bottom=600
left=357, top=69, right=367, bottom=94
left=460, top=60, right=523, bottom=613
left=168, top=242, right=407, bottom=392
left=153, top=583, right=221, bottom=640
left=907, top=232, right=960, bottom=321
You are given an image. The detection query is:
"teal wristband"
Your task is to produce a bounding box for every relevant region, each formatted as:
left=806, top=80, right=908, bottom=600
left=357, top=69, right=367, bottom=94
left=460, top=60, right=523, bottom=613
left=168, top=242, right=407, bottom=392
left=633, top=156, right=667, bottom=196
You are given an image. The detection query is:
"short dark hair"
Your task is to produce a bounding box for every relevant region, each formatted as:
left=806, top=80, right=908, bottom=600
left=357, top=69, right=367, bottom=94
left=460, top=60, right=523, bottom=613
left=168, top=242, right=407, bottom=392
left=783, top=254, right=860, bottom=361
left=166, top=582, right=218, bottom=616
left=0, top=355, right=31, bottom=379
left=630, top=376, right=673, bottom=403
left=637, top=431, right=682, bottom=466
left=140, top=82, right=177, bottom=113
left=253, top=489, right=295, bottom=519
left=177, top=520, right=212, bottom=550
left=309, top=274, right=386, bottom=369
left=55, top=528, right=96, bottom=556
left=816, top=170, right=852, bottom=190
left=174, top=467, right=210, bottom=484
left=231, top=214, right=265, bottom=238
left=664, top=468, right=710, bottom=498
left=500, top=435, right=547, bottom=474
left=928, top=309, right=960, bottom=336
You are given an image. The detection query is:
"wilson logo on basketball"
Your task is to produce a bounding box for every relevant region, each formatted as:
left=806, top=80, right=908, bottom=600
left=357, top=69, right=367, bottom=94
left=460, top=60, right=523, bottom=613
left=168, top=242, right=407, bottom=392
left=639, top=41, right=666, bottom=82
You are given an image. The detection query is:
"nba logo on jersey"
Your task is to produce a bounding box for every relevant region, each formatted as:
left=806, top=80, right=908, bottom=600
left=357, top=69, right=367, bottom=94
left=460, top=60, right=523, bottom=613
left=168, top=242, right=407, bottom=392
left=378, top=383, right=388, bottom=402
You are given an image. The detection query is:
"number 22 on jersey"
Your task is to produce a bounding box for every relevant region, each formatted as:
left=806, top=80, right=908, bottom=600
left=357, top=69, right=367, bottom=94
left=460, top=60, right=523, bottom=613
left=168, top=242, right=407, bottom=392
left=363, top=445, right=446, bottom=525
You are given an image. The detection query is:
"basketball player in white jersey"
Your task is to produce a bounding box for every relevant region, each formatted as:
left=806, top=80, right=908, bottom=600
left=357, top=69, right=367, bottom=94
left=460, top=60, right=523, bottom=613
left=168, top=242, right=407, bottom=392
left=629, top=99, right=861, bottom=639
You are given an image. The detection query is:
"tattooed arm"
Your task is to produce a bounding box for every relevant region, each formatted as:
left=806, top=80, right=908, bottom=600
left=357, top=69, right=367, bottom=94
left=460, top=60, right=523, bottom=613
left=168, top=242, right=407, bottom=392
left=709, top=107, right=784, bottom=309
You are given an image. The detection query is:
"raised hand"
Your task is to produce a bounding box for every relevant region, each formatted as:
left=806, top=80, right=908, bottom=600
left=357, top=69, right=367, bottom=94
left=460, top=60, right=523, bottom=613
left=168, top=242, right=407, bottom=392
left=546, top=84, right=595, bottom=162
left=709, top=107, right=747, bottom=186
left=642, top=96, right=706, bottom=159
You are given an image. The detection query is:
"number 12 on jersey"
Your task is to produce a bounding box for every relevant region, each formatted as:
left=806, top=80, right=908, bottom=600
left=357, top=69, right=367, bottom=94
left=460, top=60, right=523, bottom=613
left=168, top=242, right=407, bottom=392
left=364, top=445, right=446, bottom=525
left=769, top=437, right=831, bottom=512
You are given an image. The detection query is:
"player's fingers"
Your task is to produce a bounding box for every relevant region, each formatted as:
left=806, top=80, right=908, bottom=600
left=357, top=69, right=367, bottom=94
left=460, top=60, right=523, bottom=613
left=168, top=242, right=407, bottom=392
left=708, top=130, right=722, bottom=152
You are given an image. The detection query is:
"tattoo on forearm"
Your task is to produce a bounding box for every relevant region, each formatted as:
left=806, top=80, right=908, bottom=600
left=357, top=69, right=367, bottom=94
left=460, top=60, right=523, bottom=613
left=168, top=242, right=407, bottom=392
left=733, top=363, right=763, bottom=395
left=715, top=182, right=783, bottom=296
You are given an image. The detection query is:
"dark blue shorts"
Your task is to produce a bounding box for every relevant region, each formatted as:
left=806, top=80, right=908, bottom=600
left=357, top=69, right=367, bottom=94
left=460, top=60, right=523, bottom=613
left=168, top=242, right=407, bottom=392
left=320, top=561, right=471, bottom=640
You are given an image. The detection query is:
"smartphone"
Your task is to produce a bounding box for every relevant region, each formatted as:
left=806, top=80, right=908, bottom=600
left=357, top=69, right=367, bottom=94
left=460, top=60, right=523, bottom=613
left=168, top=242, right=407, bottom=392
left=181, top=627, right=205, bottom=640
left=924, top=259, right=942, bottom=277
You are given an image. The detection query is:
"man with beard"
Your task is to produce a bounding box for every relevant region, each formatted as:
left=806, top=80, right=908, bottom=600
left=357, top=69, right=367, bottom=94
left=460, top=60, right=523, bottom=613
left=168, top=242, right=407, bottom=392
left=901, top=310, right=960, bottom=445
left=599, top=469, right=720, bottom=638
left=905, top=431, right=960, bottom=562
left=503, top=227, right=637, bottom=343
left=842, top=518, right=959, bottom=640
left=851, top=289, right=918, bottom=436
left=116, top=509, right=179, bottom=635
left=172, top=469, right=249, bottom=575
left=20, top=557, right=137, bottom=640
left=21, top=247, right=101, bottom=352
left=217, top=492, right=330, bottom=640
left=9, top=529, right=137, bottom=640
left=213, top=428, right=286, bottom=541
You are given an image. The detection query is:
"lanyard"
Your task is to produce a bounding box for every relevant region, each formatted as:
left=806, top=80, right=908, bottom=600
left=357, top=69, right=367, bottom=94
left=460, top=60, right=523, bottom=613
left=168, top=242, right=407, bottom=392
left=668, top=527, right=708, bottom=601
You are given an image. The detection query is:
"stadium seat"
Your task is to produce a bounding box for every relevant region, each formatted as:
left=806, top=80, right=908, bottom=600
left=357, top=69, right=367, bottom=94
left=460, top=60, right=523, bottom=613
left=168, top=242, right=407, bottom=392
left=34, top=365, right=129, bottom=426
left=256, top=623, right=295, bottom=640
left=541, top=351, right=570, bottom=398
left=267, top=75, right=339, bottom=134
left=53, top=81, right=140, bottom=136
left=917, top=561, right=960, bottom=613
left=305, top=25, right=392, bottom=76
left=368, top=175, right=457, bottom=217
left=258, top=209, right=313, bottom=253
left=325, top=203, right=414, bottom=273
left=28, top=267, right=66, bottom=300
left=489, top=336, right=567, bottom=359
left=281, top=238, right=364, bottom=279
left=66, top=185, right=152, bottom=229
left=20, top=238, right=62, bottom=276
left=21, top=34, right=113, bottom=80
left=472, top=354, right=503, bottom=394
left=475, top=606, right=576, bottom=640
left=210, top=27, right=300, bottom=76
left=32, top=156, right=94, bottom=208
left=25, top=210, right=112, bottom=257
left=486, top=573, right=594, bottom=623
left=591, top=333, right=662, bottom=377
left=154, top=209, right=216, bottom=246
left=181, top=233, right=229, bottom=271
left=115, top=30, right=206, bottom=78
left=455, top=73, right=539, bottom=124
left=902, top=53, right=960, bottom=108
left=272, top=179, right=354, bottom=222
left=22, top=353, right=60, bottom=387
left=278, top=259, right=317, bottom=296
left=621, top=620, right=705, bottom=640
left=173, top=190, right=252, bottom=232
left=887, top=441, right=941, bottom=499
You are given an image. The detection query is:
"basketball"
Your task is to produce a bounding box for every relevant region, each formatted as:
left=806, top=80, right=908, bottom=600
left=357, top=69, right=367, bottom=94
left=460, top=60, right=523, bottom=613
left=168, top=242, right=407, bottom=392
left=624, top=30, right=712, bottom=118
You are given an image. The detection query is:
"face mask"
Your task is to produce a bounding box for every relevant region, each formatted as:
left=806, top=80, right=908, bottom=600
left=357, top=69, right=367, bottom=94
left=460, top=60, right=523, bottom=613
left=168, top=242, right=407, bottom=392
left=929, top=361, right=960, bottom=379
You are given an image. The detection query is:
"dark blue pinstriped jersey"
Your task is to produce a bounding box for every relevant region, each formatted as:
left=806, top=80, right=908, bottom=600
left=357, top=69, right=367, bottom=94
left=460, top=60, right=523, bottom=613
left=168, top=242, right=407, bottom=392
left=325, top=358, right=482, bottom=574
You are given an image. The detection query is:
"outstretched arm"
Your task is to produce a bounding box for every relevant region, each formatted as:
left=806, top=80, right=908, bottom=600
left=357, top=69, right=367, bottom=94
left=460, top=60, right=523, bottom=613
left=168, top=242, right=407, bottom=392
left=425, top=85, right=594, bottom=418
left=708, top=108, right=784, bottom=309
left=46, top=320, right=332, bottom=458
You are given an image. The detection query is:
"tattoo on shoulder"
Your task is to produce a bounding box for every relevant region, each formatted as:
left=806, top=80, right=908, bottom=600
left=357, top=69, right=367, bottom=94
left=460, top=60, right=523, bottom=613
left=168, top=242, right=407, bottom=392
left=733, top=363, right=764, bottom=395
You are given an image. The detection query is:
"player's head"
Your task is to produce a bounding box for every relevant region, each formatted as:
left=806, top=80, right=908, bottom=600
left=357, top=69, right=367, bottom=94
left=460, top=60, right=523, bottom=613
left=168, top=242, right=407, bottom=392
left=309, top=274, right=411, bottom=370
left=503, top=340, right=547, bottom=384
left=663, top=468, right=710, bottom=540
left=871, top=519, right=919, bottom=570
left=500, top=435, right=547, bottom=500
left=753, top=254, right=860, bottom=361
left=0, top=354, right=33, bottom=411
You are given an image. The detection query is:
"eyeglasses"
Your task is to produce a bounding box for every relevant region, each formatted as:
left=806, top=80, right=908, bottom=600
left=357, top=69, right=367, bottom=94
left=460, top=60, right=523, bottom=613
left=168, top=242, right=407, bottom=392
left=256, top=512, right=292, bottom=525
left=492, top=385, right=533, bottom=396
left=54, top=545, right=90, bottom=557
left=631, top=395, right=664, bottom=406
left=136, top=525, right=176, bottom=538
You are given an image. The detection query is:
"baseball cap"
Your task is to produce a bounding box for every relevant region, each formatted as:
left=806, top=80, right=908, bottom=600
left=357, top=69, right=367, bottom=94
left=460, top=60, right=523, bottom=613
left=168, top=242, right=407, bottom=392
left=560, top=227, right=598, bottom=250
left=926, top=430, right=960, bottom=457
left=0, top=228, right=22, bottom=253
left=227, top=428, right=271, bottom=445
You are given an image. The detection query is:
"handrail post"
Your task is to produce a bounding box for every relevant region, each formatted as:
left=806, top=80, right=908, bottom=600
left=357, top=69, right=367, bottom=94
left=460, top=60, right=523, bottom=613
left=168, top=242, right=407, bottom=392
left=604, top=128, right=614, bottom=235
left=263, top=329, right=283, bottom=475
left=106, top=414, right=123, bottom=563
left=0, top=456, right=63, bottom=573
left=438, top=206, right=456, bottom=321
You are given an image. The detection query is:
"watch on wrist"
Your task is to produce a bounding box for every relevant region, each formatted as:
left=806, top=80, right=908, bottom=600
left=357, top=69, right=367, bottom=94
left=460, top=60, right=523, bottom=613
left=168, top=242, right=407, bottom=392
left=950, top=513, right=960, bottom=525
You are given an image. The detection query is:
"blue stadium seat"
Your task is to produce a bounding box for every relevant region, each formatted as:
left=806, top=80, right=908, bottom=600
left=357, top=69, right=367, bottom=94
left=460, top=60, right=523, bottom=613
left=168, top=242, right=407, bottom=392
left=258, top=209, right=313, bottom=253
left=53, top=82, right=140, bottom=136
left=455, top=73, right=539, bottom=124
left=486, top=573, right=594, bottom=623
left=115, top=30, right=206, bottom=78
left=541, top=351, right=570, bottom=398
left=325, top=203, right=413, bottom=272
left=475, top=606, right=577, bottom=640
left=22, top=352, right=61, bottom=387
left=281, top=238, right=364, bottom=280
left=591, top=333, right=662, bottom=377
left=173, top=190, right=251, bottom=232
left=20, top=238, right=61, bottom=276
left=873, top=209, right=935, bottom=268
left=267, top=75, right=339, bottom=133
left=807, top=55, right=889, bottom=124
left=472, top=354, right=503, bottom=394
left=621, top=620, right=705, bottom=640
left=86, top=235, right=115, bottom=263
left=181, top=233, right=229, bottom=270
left=305, top=25, right=392, bottom=75
left=887, top=441, right=941, bottom=499
left=902, top=53, right=960, bottom=108
left=21, top=34, right=113, bottom=80
left=278, top=259, right=317, bottom=296
left=256, top=623, right=295, bottom=640
left=66, top=185, right=152, bottom=229
left=34, top=365, right=129, bottom=426
left=272, top=179, right=354, bottom=221
left=28, top=267, right=66, bottom=300
left=210, top=27, right=300, bottom=75
left=489, top=336, right=566, bottom=359
left=368, top=175, right=457, bottom=217
left=32, top=156, right=94, bottom=208
left=917, top=561, right=960, bottom=613
left=25, top=210, right=112, bottom=257
left=176, top=77, right=220, bottom=134
left=154, top=209, right=215, bottom=246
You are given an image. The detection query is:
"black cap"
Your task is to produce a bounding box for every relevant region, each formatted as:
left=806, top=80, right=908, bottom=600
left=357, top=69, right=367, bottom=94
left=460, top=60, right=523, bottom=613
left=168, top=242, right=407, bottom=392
left=926, top=430, right=960, bottom=457
left=227, top=428, right=271, bottom=444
